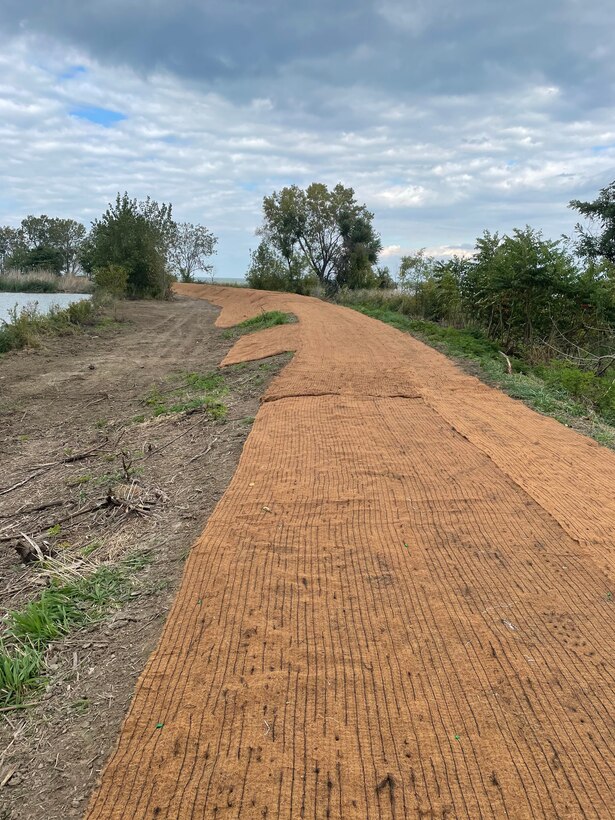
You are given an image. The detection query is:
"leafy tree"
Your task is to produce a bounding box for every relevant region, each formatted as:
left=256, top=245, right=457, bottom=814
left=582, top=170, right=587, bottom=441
left=473, top=227, right=578, bottom=348
left=19, top=215, right=53, bottom=249
left=259, top=183, right=380, bottom=289
left=336, top=213, right=382, bottom=289
left=83, top=193, right=175, bottom=298
left=246, top=240, right=313, bottom=293
left=0, top=227, right=19, bottom=272
left=168, top=222, right=217, bottom=283
left=17, top=245, right=64, bottom=274
left=375, top=265, right=397, bottom=289
left=570, top=180, right=615, bottom=263
left=398, top=250, right=438, bottom=292
left=49, top=219, right=87, bottom=274
left=2, top=215, right=86, bottom=275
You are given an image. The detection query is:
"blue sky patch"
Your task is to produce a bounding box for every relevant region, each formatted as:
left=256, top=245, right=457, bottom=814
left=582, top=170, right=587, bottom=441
left=70, top=106, right=126, bottom=126
left=60, top=65, right=87, bottom=81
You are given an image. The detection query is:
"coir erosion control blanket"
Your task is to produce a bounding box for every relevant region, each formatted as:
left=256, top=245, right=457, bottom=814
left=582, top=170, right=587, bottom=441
left=86, top=285, right=615, bottom=819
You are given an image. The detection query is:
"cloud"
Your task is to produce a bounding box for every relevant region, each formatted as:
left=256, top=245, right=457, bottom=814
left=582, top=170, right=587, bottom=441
left=0, top=2, right=613, bottom=277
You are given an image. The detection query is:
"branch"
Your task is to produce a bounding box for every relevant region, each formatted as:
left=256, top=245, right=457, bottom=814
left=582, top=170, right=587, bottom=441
left=499, top=352, right=513, bottom=374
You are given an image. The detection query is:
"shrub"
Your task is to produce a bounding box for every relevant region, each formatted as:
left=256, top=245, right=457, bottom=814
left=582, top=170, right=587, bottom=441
left=94, top=264, right=128, bottom=298
left=0, top=298, right=96, bottom=353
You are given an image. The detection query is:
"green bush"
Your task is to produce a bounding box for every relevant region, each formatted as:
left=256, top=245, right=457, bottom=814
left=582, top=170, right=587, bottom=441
left=246, top=240, right=316, bottom=294
left=94, top=264, right=128, bottom=298
left=0, top=298, right=96, bottom=353
left=0, top=304, right=42, bottom=352
left=538, top=361, right=615, bottom=421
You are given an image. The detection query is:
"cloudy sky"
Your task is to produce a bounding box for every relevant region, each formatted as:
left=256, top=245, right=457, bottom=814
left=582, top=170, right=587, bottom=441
left=0, top=1, right=614, bottom=277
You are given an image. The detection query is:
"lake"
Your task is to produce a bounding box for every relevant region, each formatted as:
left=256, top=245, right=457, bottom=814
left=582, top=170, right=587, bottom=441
left=0, top=292, right=92, bottom=324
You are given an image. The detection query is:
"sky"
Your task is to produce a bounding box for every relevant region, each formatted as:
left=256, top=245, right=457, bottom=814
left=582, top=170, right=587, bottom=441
left=0, top=1, right=614, bottom=278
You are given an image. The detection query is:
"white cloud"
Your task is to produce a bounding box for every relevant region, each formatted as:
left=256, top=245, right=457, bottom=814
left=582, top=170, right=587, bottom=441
left=0, top=31, right=614, bottom=278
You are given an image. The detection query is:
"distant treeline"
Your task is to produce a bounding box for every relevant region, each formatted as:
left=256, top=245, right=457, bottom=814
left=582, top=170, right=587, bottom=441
left=0, top=195, right=217, bottom=298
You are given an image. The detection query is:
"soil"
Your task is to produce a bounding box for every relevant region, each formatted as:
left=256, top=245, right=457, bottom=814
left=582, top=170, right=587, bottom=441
left=0, top=296, right=289, bottom=819
left=87, top=285, right=614, bottom=819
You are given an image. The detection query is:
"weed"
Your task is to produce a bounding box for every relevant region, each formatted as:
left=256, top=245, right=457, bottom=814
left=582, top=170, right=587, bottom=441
left=0, top=270, right=93, bottom=294
left=223, top=311, right=294, bottom=338
left=184, top=372, right=225, bottom=391
left=81, top=541, right=101, bottom=558
left=121, top=550, right=153, bottom=572
left=0, top=640, right=44, bottom=706
left=0, top=555, right=147, bottom=706
left=0, top=299, right=97, bottom=354
left=66, top=474, right=91, bottom=487
left=143, top=371, right=229, bottom=420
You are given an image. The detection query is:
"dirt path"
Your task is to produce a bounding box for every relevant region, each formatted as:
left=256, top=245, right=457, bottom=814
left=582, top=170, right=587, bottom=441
left=0, top=297, right=288, bottom=819
left=86, top=285, right=615, bottom=819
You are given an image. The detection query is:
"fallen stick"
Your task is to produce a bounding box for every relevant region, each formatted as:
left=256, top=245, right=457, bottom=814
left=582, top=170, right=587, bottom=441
left=0, top=498, right=66, bottom=520
left=31, top=442, right=106, bottom=470
left=0, top=499, right=109, bottom=542
left=0, top=469, right=46, bottom=497
left=146, top=419, right=203, bottom=457
left=186, top=437, right=219, bottom=465
left=0, top=702, right=41, bottom=714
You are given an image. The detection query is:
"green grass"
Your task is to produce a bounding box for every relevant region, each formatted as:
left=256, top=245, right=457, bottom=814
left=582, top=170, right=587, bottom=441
left=222, top=310, right=294, bottom=339
left=144, top=371, right=229, bottom=420
left=349, top=304, right=615, bottom=448
left=0, top=555, right=148, bottom=707
left=0, top=641, right=44, bottom=706
left=0, top=299, right=98, bottom=354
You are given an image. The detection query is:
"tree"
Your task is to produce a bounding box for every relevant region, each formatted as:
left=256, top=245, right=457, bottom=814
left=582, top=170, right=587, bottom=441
left=246, top=240, right=312, bottom=293
left=0, top=227, right=19, bottom=273
left=19, top=245, right=64, bottom=274
left=466, top=227, right=579, bottom=350
left=3, top=215, right=86, bottom=275
left=83, top=193, right=175, bottom=298
left=49, top=219, right=87, bottom=274
left=168, top=222, right=217, bottom=283
left=570, top=180, right=615, bottom=263
left=398, top=249, right=438, bottom=292
left=375, top=265, right=397, bottom=289
left=259, top=182, right=381, bottom=289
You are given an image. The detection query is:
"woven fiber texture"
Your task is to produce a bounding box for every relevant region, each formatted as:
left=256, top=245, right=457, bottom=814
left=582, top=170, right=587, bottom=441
left=86, top=285, right=615, bottom=819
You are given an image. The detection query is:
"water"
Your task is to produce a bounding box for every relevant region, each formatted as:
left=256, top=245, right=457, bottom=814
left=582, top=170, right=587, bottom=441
left=195, top=276, right=246, bottom=286
left=0, top=292, right=92, bottom=324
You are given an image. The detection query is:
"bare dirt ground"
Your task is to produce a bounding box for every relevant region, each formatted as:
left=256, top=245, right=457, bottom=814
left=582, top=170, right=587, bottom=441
left=87, top=284, right=615, bottom=819
left=0, top=296, right=289, bottom=819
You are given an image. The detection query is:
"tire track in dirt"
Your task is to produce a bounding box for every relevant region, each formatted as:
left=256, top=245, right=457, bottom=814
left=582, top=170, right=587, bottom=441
left=86, top=285, right=615, bottom=819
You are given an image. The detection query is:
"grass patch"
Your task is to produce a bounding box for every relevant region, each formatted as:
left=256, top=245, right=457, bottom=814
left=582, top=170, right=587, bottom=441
left=349, top=304, right=615, bottom=448
left=0, top=555, right=148, bottom=707
left=144, top=371, right=228, bottom=420
left=0, top=299, right=98, bottom=354
left=222, top=310, right=294, bottom=339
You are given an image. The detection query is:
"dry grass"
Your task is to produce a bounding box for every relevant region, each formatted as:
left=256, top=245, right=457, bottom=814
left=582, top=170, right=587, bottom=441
left=0, top=270, right=94, bottom=294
